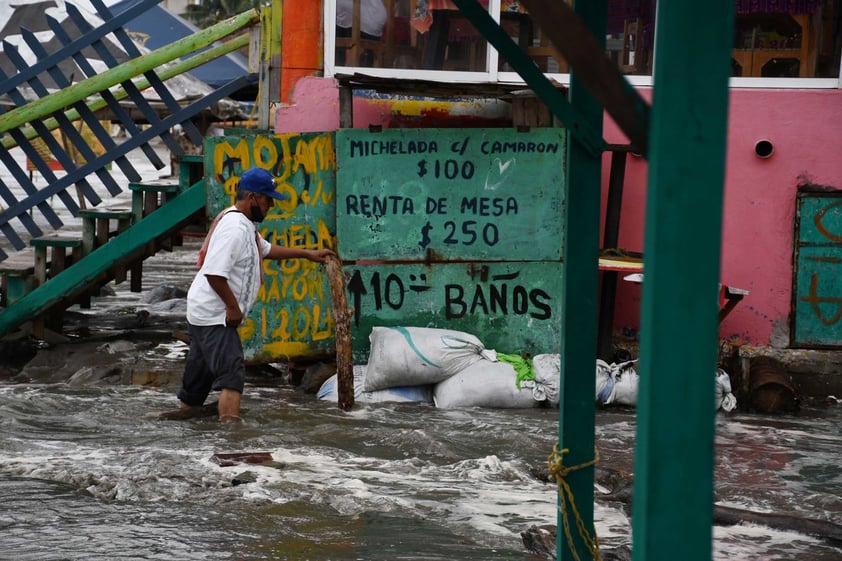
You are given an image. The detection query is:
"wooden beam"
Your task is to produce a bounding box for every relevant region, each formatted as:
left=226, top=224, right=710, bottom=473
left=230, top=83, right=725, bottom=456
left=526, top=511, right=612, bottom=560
left=519, top=0, right=650, bottom=156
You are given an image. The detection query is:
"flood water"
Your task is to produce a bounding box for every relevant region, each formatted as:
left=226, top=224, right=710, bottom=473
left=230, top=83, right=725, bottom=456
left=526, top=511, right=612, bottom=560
left=0, top=373, right=840, bottom=561
left=1, top=143, right=841, bottom=561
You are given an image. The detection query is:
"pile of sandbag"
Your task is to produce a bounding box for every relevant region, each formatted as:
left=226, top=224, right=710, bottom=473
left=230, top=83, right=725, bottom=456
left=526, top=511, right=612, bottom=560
left=316, top=326, right=737, bottom=411
left=317, top=326, right=553, bottom=409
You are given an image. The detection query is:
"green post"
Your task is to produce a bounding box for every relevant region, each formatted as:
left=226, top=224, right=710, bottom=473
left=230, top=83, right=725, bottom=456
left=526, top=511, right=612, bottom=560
left=557, top=2, right=605, bottom=560
left=632, top=3, right=734, bottom=561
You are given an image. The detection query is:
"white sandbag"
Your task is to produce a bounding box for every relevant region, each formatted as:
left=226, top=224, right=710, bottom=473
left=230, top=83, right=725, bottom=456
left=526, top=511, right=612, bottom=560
left=364, top=326, right=493, bottom=391
left=532, top=353, right=560, bottom=405
left=433, top=358, right=541, bottom=409
left=610, top=360, right=639, bottom=406
left=595, top=359, right=638, bottom=407
left=595, top=359, right=615, bottom=404
left=317, top=365, right=434, bottom=404
left=715, top=368, right=737, bottom=412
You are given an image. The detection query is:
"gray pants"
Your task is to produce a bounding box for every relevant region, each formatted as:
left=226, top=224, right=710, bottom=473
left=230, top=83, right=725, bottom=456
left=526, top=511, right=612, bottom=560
left=177, top=323, right=245, bottom=406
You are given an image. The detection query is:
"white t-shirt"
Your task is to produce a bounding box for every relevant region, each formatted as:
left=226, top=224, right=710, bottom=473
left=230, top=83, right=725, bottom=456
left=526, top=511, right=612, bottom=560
left=187, top=208, right=271, bottom=326
left=336, top=0, right=387, bottom=37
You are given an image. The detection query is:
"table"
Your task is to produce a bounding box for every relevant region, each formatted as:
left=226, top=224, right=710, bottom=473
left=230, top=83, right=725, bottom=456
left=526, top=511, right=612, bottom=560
left=597, top=256, right=750, bottom=324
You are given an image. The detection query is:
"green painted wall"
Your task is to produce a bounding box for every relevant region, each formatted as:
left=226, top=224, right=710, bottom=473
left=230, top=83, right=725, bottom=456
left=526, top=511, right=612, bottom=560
left=336, top=128, right=565, bottom=261
left=344, top=262, right=563, bottom=362
left=793, top=192, right=842, bottom=347
left=337, top=127, right=567, bottom=358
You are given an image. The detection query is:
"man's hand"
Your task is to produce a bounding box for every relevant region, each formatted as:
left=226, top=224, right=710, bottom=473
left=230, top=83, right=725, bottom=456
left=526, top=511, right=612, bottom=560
left=308, top=248, right=337, bottom=263
left=225, top=305, right=244, bottom=327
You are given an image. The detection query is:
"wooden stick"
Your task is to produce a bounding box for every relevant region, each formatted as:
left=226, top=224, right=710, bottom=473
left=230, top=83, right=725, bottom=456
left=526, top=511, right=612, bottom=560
left=325, top=254, right=354, bottom=411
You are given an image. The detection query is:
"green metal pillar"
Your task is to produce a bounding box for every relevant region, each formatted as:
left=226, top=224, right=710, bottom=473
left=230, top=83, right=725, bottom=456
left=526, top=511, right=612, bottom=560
left=632, top=3, right=734, bottom=561
left=556, top=2, right=606, bottom=560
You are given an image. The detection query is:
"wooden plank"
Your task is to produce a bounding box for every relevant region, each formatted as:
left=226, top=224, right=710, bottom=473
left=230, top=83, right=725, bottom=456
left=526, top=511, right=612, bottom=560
left=0, top=76, right=248, bottom=232
left=518, top=0, right=650, bottom=155
left=0, top=10, right=260, bottom=134
left=0, top=0, right=160, bottom=93
left=326, top=255, right=354, bottom=411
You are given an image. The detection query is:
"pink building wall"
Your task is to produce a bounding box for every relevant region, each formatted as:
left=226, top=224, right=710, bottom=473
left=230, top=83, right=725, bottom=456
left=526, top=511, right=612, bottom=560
left=276, top=78, right=842, bottom=348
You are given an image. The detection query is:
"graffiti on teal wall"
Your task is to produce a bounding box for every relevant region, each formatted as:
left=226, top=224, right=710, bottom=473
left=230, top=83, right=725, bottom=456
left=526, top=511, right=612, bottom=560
left=793, top=192, right=842, bottom=347
left=204, top=133, right=337, bottom=361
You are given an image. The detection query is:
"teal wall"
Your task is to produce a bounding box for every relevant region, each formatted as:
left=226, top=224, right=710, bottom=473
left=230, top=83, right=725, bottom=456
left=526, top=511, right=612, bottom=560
left=793, top=192, right=842, bottom=347
left=337, top=127, right=567, bottom=360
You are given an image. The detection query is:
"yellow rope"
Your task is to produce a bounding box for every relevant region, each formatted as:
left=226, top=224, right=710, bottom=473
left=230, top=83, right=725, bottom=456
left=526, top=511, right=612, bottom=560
left=547, top=444, right=602, bottom=561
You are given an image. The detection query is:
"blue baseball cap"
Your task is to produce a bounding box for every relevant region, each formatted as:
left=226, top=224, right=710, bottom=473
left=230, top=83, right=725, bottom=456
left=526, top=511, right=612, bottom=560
left=239, top=168, right=287, bottom=200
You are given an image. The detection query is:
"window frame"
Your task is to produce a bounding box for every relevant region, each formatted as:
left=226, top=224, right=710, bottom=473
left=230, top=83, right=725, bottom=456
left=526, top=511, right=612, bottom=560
left=323, top=1, right=842, bottom=90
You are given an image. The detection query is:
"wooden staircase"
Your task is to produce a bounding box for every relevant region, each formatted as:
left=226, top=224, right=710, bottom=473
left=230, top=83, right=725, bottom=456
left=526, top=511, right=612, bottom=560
left=0, top=156, right=206, bottom=338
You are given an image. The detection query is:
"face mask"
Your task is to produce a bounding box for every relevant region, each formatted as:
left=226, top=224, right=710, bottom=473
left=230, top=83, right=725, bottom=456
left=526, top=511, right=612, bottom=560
left=250, top=203, right=265, bottom=223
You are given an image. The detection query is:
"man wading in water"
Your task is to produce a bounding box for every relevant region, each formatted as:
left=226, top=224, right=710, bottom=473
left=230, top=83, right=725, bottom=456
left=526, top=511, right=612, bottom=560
left=177, top=167, right=335, bottom=422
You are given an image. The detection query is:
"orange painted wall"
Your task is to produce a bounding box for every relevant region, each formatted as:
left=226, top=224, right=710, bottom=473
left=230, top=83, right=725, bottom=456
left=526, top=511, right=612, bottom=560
left=280, top=1, right=322, bottom=103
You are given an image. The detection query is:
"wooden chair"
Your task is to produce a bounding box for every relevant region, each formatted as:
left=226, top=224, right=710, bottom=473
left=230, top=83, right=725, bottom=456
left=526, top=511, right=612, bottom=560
left=527, top=28, right=568, bottom=73
left=620, top=18, right=646, bottom=74
left=335, top=0, right=387, bottom=68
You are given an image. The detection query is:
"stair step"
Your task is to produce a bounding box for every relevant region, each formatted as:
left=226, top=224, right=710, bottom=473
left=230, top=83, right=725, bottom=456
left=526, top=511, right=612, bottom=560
left=128, top=179, right=179, bottom=192
left=0, top=253, right=35, bottom=307
left=30, top=235, right=83, bottom=249
left=30, top=235, right=83, bottom=286
left=129, top=180, right=179, bottom=223
left=78, top=207, right=134, bottom=220
left=79, top=207, right=134, bottom=254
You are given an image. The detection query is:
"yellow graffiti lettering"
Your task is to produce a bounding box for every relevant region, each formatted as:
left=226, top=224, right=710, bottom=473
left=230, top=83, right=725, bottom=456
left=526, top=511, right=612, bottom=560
left=293, top=137, right=317, bottom=175
left=212, top=138, right=251, bottom=178
left=255, top=303, right=334, bottom=348
left=313, top=134, right=337, bottom=171
left=271, top=308, right=292, bottom=340
left=253, top=135, right=280, bottom=170
left=239, top=317, right=256, bottom=340
left=291, top=134, right=337, bottom=176
left=311, top=304, right=335, bottom=341
left=292, top=306, right=310, bottom=339
left=270, top=220, right=334, bottom=249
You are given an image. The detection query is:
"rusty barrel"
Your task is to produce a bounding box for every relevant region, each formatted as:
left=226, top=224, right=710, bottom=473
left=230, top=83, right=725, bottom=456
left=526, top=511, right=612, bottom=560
left=747, top=356, right=800, bottom=414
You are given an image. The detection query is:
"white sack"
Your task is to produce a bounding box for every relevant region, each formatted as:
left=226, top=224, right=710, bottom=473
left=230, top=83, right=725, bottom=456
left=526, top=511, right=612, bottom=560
left=595, top=359, right=614, bottom=404
left=715, top=368, right=737, bottom=412
left=317, top=365, right=434, bottom=404
left=610, top=360, right=640, bottom=406
left=532, top=353, right=561, bottom=405
left=364, top=326, right=493, bottom=391
left=595, top=359, right=639, bottom=406
left=433, top=358, right=541, bottom=409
